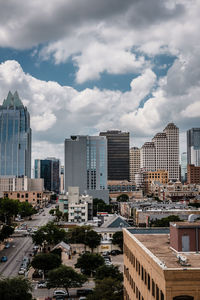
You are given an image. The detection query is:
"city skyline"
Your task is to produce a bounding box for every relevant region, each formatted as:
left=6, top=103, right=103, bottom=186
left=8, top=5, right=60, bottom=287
left=0, top=1, right=199, bottom=162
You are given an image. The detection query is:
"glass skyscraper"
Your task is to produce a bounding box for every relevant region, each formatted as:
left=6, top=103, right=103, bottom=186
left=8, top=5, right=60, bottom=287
left=0, top=91, right=31, bottom=177
left=35, top=157, right=60, bottom=194
left=64, top=135, right=109, bottom=202
left=187, top=128, right=200, bottom=166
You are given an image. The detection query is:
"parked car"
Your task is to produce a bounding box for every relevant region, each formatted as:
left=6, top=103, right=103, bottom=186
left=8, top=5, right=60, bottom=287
left=103, top=255, right=111, bottom=262
left=1, top=256, right=8, bottom=262
left=53, top=290, right=67, bottom=297
left=110, top=250, right=122, bottom=255
left=37, top=280, right=47, bottom=288
left=5, top=243, right=10, bottom=249
left=77, top=289, right=93, bottom=297
left=102, top=251, right=110, bottom=256
left=18, top=268, right=25, bottom=275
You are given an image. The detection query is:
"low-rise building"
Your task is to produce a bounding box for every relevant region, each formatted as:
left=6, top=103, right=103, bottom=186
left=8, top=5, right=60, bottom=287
left=66, top=187, right=93, bottom=223
left=187, top=164, right=200, bottom=184
left=0, top=176, right=44, bottom=192
left=3, top=191, right=51, bottom=208
left=124, top=222, right=200, bottom=300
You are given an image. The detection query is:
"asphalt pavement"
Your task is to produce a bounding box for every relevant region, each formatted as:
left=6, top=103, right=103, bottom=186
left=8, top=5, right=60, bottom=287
left=0, top=205, right=55, bottom=278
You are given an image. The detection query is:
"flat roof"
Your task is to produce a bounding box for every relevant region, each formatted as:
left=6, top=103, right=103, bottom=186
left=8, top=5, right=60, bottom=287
left=134, top=234, right=200, bottom=269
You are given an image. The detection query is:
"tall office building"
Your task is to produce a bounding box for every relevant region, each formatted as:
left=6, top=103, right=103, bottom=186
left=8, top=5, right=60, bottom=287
left=130, top=147, right=140, bottom=182
left=140, top=142, right=156, bottom=172
left=99, top=130, right=129, bottom=181
left=35, top=157, right=60, bottom=194
left=64, top=135, right=109, bottom=202
left=0, top=91, right=31, bottom=177
left=181, top=152, right=187, bottom=182
left=187, top=128, right=200, bottom=166
left=140, top=123, right=179, bottom=181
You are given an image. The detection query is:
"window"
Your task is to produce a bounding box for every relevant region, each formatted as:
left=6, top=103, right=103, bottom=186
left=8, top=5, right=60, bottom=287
left=26, top=193, right=28, bottom=198
left=160, top=291, right=164, bottom=300
left=156, top=285, right=159, bottom=300
left=152, top=279, right=155, bottom=297
left=148, top=274, right=150, bottom=291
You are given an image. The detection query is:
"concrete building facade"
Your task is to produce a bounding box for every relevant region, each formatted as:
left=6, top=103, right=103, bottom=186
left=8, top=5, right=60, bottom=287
left=187, top=164, right=200, bottom=184
left=140, top=123, right=179, bottom=181
left=64, top=135, right=109, bottom=202
left=124, top=223, right=200, bottom=300
left=0, top=176, right=44, bottom=192
left=130, top=147, right=141, bottom=182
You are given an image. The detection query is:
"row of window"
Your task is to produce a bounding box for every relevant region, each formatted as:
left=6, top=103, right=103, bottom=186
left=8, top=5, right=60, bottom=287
left=124, top=268, right=144, bottom=300
left=124, top=243, right=164, bottom=300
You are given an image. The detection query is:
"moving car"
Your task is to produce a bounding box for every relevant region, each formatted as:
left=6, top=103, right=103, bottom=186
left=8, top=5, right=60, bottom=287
left=5, top=243, right=10, bottom=249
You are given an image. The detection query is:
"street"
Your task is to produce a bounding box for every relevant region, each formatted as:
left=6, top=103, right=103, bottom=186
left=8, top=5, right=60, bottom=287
left=0, top=205, right=54, bottom=278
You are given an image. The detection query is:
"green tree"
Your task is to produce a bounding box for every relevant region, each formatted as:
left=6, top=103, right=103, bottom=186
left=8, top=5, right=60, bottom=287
left=93, top=199, right=112, bottom=217
left=66, top=226, right=91, bottom=244
left=112, top=231, right=123, bottom=251
left=0, top=198, right=19, bottom=224
left=32, top=222, right=67, bottom=246
left=0, top=277, right=33, bottom=300
left=47, top=265, right=87, bottom=297
left=116, top=194, right=129, bottom=202
left=95, top=265, right=123, bottom=282
left=87, top=277, right=123, bottom=300
left=31, top=253, right=61, bottom=277
left=0, top=225, right=14, bottom=241
left=150, top=215, right=181, bottom=227
left=18, top=202, right=36, bottom=217
left=85, top=230, right=101, bottom=252
left=49, top=208, right=55, bottom=216
left=75, top=253, right=105, bottom=276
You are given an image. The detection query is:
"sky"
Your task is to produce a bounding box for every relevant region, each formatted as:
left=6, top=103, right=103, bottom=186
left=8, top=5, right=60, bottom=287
left=0, top=0, right=200, bottom=165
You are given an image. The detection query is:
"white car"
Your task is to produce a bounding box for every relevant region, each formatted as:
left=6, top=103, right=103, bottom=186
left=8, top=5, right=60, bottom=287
left=18, top=268, right=25, bottom=275
left=53, top=290, right=67, bottom=296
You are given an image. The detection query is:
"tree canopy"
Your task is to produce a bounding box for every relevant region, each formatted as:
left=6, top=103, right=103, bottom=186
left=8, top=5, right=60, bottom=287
left=93, top=198, right=112, bottom=216
left=87, top=277, right=123, bottom=300
left=150, top=215, right=181, bottom=227
left=75, top=253, right=105, bottom=276
left=84, top=230, right=101, bottom=252
left=0, top=198, right=35, bottom=225
left=0, top=277, right=33, bottom=300
left=47, top=265, right=87, bottom=296
left=31, top=253, right=61, bottom=274
left=32, top=222, right=67, bottom=246
left=95, top=265, right=123, bottom=282
left=112, top=231, right=123, bottom=251
left=116, top=194, right=129, bottom=202
left=0, top=225, right=14, bottom=242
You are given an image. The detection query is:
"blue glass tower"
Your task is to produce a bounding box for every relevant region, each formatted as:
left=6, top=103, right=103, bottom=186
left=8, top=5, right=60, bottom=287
left=0, top=91, right=32, bottom=177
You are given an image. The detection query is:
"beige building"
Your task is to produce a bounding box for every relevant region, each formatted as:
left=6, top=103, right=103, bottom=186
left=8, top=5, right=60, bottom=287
left=0, top=176, right=44, bottom=192
left=130, top=147, right=141, bottom=182
left=144, top=170, right=168, bottom=194
left=140, top=123, right=179, bottom=182
left=3, top=191, right=51, bottom=208
left=68, top=187, right=93, bottom=223
left=124, top=223, right=200, bottom=300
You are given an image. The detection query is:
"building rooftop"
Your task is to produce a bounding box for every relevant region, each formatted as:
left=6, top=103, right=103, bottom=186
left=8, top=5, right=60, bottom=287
left=133, top=233, right=200, bottom=269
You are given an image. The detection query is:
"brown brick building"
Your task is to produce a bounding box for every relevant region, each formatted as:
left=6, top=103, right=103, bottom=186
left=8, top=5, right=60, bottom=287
left=187, top=164, right=200, bottom=184
left=124, top=222, right=200, bottom=300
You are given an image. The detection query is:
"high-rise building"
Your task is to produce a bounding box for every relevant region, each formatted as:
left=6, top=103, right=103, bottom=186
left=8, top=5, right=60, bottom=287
left=181, top=152, right=187, bottom=182
left=99, top=130, right=129, bottom=180
left=0, top=91, right=31, bottom=177
left=60, top=165, right=64, bottom=193
left=187, top=164, right=200, bottom=184
left=140, top=142, right=156, bottom=172
left=64, top=135, right=109, bottom=202
left=35, top=157, right=60, bottom=194
left=130, top=147, right=140, bottom=182
left=140, top=123, right=179, bottom=181
left=187, top=128, right=200, bottom=166
left=163, top=123, right=179, bottom=181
